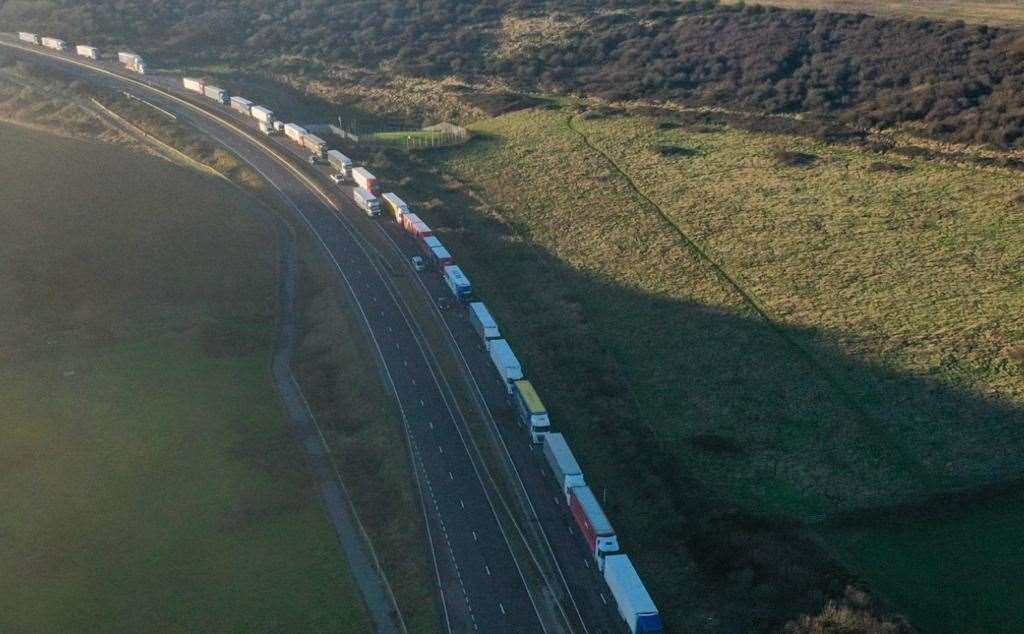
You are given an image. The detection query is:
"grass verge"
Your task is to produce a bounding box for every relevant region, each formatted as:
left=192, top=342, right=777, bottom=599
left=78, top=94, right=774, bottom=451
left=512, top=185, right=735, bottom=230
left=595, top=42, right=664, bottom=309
left=0, top=121, right=372, bottom=631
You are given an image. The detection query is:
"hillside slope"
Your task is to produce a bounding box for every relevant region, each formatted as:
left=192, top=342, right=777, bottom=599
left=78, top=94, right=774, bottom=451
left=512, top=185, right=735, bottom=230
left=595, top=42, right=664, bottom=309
left=7, top=1, right=1024, bottom=150
left=374, top=103, right=1024, bottom=631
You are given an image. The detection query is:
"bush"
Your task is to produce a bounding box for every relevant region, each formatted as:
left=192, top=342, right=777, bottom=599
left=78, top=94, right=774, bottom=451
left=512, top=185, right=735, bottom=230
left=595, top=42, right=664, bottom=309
left=654, top=144, right=698, bottom=157
left=867, top=162, right=912, bottom=173
left=785, top=586, right=913, bottom=634
left=775, top=150, right=818, bottom=167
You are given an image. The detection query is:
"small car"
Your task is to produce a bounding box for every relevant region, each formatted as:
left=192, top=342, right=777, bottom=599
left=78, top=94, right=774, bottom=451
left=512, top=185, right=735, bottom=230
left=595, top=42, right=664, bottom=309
left=411, top=255, right=426, bottom=272
left=330, top=173, right=344, bottom=184
left=308, top=154, right=325, bottom=165
left=436, top=297, right=451, bottom=311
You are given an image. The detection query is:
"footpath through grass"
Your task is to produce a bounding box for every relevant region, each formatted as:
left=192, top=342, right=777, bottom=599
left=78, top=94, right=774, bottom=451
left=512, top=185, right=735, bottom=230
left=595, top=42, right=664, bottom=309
left=377, top=104, right=1024, bottom=631
left=0, top=122, right=373, bottom=632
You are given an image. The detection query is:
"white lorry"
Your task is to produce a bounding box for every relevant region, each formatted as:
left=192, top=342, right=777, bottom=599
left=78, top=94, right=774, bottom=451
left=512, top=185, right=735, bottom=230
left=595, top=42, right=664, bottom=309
left=353, top=187, right=381, bottom=216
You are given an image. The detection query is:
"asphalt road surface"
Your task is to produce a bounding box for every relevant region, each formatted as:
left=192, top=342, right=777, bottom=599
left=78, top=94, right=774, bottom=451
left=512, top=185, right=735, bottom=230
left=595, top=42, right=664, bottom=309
left=0, top=36, right=630, bottom=634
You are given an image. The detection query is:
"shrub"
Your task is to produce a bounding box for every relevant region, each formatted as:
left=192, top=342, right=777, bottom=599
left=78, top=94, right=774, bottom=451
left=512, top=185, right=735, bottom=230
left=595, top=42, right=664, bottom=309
left=775, top=150, right=818, bottom=167
left=867, top=162, right=912, bottom=173
left=654, top=144, right=698, bottom=157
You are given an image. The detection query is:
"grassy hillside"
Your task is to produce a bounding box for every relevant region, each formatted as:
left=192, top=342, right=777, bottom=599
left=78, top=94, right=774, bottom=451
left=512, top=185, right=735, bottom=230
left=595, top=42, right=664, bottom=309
left=0, top=122, right=373, bottom=632
left=372, top=104, right=1024, bottom=630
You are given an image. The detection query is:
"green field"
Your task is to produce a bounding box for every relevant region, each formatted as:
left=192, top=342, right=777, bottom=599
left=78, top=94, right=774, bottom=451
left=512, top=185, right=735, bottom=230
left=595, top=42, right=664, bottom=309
left=827, top=489, right=1024, bottom=633
left=0, top=122, right=372, bottom=631
left=379, top=104, right=1024, bottom=630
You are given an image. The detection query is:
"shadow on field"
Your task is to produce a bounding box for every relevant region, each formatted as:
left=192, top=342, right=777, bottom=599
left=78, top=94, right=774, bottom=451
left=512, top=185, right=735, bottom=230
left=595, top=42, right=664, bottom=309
left=362, top=141, right=1024, bottom=631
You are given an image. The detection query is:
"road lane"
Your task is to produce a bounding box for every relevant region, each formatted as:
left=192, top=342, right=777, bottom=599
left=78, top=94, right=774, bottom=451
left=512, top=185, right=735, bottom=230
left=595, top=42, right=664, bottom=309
left=0, top=39, right=547, bottom=634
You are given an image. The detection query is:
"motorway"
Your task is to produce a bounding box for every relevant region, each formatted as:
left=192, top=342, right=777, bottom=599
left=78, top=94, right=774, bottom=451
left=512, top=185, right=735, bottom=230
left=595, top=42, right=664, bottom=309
left=0, top=37, right=628, bottom=634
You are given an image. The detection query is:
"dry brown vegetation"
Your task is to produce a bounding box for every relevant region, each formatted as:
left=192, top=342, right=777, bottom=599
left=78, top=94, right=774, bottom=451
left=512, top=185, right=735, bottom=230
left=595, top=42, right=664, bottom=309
left=14, top=0, right=1024, bottom=151
left=721, top=0, right=1024, bottom=26
left=785, top=586, right=911, bottom=633
left=0, top=59, right=131, bottom=143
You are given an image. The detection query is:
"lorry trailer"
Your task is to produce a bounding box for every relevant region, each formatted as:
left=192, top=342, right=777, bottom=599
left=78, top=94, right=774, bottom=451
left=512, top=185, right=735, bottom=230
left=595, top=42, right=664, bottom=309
left=328, top=150, right=354, bottom=178
left=603, top=555, right=663, bottom=634
left=18, top=32, right=40, bottom=45
left=250, top=105, right=274, bottom=124
left=512, top=379, right=551, bottom=443
left=568, top=485, right=619, bottom=569
left=543, top=433, right=585, bottom=498
left=352, top=167, right=379, bottom=194
left=230, top=96, right=253, bottom=116
left=203, top=84, right=229, bottom=104
left=284, top=123, right=307, bottom=144
left=302, top=133, right=328, bottom=158
left=401, top=213, right=424, bottom=235
left=430, top=245, right=454, bottom=268
left=381, top=192, right=408, bottom=221
left=442, top=265, right=473, bottom=303
left=468, top=302, right=500, bottom=343
left=75, top=45, right=98, bottom=60
left=353, top=187, right=381, bottom=216
left=401, top=214, right=432, bottom=238
left=182, top=77, right=204, bottom=94
left=410, top=220, right=432, bottom=239
left=419, top=235, right=443, bottom=258
left=117, top=52, right=145, bottom=74
left=40, top=37, right=67, bottom=51
left=487, top=339, right=523, bottom=393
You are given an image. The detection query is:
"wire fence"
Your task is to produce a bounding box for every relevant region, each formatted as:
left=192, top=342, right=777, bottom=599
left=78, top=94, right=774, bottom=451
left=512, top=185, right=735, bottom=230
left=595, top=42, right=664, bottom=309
left=330, top=119, right=470, bottom=149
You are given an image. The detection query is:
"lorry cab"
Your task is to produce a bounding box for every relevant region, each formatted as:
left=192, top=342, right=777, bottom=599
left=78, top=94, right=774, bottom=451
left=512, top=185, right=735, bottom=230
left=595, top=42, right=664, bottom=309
left=512, top=380, right=551, bottom=443
left=595, top=534, right=621, bottom=568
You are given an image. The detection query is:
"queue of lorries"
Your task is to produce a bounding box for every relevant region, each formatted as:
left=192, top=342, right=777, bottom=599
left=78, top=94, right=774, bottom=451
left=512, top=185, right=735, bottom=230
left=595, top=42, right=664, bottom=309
left=12, top=28, right=662, bottom=634
left=20, top=31, right=147, bottom=73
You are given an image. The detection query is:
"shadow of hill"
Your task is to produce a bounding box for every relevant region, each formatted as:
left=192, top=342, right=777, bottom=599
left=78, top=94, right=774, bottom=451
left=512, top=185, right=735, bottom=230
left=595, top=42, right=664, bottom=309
left=375, top=141, right=1024, bottom=632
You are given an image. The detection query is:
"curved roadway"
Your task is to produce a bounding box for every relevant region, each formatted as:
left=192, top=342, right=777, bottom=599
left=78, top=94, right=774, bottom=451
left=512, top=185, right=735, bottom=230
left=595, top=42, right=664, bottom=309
left=0, top=38, right=546, bottom=634
left=0, top=36, right=632, bottom=634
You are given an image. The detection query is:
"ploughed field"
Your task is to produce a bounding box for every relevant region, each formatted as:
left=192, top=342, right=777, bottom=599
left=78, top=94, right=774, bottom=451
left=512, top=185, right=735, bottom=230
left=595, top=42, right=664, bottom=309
left=392, top=105, right=1024, bottom=631
left=0, top=123, right=371, bottom=631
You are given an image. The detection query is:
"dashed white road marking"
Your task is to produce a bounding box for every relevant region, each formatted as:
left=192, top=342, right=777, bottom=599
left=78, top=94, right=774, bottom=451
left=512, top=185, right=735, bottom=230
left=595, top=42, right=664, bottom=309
left=498, top=603, right=506, bottom=615
left=600, top=593, right=608, bottom=606
left=485, top=565, right=491, bottom=576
